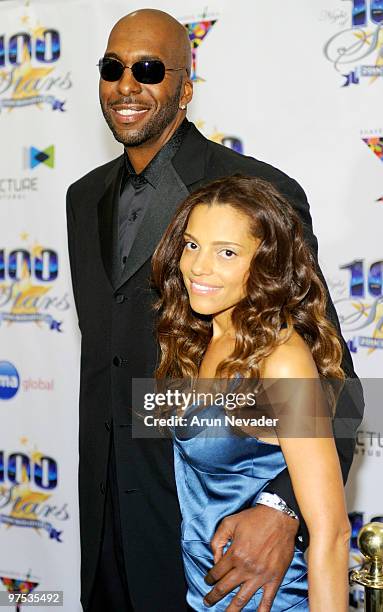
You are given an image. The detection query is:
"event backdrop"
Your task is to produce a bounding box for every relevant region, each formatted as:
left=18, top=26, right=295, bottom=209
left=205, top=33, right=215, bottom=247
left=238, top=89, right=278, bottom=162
left=0, top=0, right=381, bottom=609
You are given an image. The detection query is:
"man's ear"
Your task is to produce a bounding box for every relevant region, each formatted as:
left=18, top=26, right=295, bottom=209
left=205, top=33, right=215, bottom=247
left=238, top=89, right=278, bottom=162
left=180, top=78, right=193, bottom=108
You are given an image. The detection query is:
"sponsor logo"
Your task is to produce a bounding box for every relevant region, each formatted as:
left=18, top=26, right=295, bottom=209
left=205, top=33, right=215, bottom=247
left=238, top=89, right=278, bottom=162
left=323, top=0, right=383, bottom=87
left=329, top=258, right=383, bottom=354
left=0, top=570, right=39, bottom=601
left=355, top=430, right=383, bottom=457
left=0, top=440, right=69, bottom=542
left=180, top=10, right=218, bottom=82
left=0, top=13, right=72, bottom=112
left=0, top=234, right=70, bottom=332
left=360, top=129, right=383, bottom=202
left=0, top=145, right=55, bottom=201
left=0, top=362, right=19, bottom=400
left=24, top=145, right=55, bottom=170
left=0, top=360, right=54, bottom=398
left=196, top=120, right=244, bottom=154
left=0, top=177, right=38, bottom=201
left=362, top=136, right=383, bottom=161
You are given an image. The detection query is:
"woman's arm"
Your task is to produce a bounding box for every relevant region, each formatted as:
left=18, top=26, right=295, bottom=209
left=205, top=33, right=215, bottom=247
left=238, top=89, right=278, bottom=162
left=262, top=333, right=351, bottom=612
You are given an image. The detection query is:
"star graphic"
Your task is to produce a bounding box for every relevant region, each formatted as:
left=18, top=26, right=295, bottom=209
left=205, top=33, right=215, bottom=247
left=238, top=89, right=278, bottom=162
left=209, top=129, right=225, bottom=145
left=21, top=14, right=30, bottom=25
left=20, top=436, right=29, bottom=445
left=354, top=28, right=383, bottom=84
left=9, top=45, right=53, bottom=105
left=350, top=300, right=383, bottom=354
left=6, top=253, right=52, bottom=323
left=52, top=99, right=65, bottom=111
left=8, top=484, right=51, bottom=523
left=20, top=232, right=29, bottom=241
left=30, top=243, right=44, bottom=259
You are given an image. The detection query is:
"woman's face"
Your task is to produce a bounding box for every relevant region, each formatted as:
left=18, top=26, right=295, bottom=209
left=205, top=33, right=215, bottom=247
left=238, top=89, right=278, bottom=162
left=179, top=203, right=260, bottom=317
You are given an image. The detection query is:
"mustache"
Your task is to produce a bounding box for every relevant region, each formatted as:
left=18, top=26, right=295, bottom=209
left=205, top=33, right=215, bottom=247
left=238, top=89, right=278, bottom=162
left=108, top=98, right=152, bottom=108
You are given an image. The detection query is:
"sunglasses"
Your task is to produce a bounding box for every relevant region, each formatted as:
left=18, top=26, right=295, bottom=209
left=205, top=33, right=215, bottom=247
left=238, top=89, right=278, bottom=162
left=98, top=57, right=186, bottom=84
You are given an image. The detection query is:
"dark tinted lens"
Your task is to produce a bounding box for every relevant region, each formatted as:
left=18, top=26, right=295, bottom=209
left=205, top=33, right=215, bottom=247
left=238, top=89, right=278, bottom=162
left=99, top=58, right=124, bottom=82
left=132, top=60, right=165, bottom=84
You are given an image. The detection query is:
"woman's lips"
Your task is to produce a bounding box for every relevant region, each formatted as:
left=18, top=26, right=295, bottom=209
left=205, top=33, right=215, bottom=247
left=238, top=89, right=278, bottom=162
left=190, top=281, right=223, bottom=295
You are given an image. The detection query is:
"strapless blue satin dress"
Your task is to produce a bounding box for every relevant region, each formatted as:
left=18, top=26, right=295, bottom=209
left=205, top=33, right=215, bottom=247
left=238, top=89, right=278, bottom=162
left=172, top=401, right=309, bottom=611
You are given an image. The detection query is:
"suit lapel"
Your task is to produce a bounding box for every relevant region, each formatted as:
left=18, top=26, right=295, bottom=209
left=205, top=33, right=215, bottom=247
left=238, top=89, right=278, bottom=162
left=97, top=156, right=124, bottom=287
left=98, top=124, right=211, bottom=291
left=115, top=163, right=190, bottom=290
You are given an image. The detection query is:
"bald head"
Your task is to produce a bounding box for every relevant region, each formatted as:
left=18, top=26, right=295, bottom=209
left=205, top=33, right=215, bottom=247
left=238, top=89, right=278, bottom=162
left=99, top=8, right=193, bottom=153
left=111, top=9, right=191, bottom=75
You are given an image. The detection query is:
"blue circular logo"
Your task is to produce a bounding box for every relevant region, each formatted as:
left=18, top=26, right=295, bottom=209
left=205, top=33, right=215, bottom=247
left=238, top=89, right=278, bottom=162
left=0, top=361, right=20, bottom=400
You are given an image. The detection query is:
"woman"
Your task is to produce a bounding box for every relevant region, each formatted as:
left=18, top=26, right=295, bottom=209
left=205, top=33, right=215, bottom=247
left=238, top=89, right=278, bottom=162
left=151, top=176, right=350, bottom=611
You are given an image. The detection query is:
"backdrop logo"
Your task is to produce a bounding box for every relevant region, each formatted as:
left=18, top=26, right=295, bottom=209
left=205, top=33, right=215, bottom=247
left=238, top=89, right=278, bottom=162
left=329, top=258, right=383, bottom=353
left=0, top=439, right=69, bottom=542
left=361, top=129, right=383, bottom=201
left=323, top=0, right=383, bottom=87
left=355, top=431, right=383, bottom=457
left=0, top=361, right=19, bottom=400
left=0, top=14, right=72, bottom=112
left=181, top=11, right=218, bottom=82
left=362, top=136, right=383, bottom=161
left=0, top=571, right=39, bottom=605
left=24, top=145, right=55, bottom=170
left=196, top=120, right=244, bottom=154
left=0, top=234, right=70, bottom=332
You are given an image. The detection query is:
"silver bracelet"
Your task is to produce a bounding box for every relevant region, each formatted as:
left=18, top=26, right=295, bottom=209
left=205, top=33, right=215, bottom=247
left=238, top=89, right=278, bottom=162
left=256, top=492, right=299, bottom=521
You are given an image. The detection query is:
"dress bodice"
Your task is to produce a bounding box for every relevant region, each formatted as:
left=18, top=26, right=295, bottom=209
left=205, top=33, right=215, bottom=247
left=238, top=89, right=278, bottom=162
left=172, top=401, right=309, bottom=611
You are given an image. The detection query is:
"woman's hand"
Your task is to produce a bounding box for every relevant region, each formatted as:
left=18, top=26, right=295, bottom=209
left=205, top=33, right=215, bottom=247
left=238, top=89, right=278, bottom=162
left=203, top=504, right=298, bottom=611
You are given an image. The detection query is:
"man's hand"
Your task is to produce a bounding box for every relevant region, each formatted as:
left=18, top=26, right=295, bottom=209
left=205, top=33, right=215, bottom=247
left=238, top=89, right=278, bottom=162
left=203, top=504, right=299, bottom=611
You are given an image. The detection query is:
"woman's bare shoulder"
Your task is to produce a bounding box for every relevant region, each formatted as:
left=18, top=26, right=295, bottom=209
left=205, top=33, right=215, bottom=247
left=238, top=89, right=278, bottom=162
left=262, top=330, right=319, bottom=378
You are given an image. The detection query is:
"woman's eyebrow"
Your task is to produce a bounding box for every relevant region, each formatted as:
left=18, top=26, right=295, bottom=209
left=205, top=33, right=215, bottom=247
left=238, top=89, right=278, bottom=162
left=184, top=232, right=243, bottom=247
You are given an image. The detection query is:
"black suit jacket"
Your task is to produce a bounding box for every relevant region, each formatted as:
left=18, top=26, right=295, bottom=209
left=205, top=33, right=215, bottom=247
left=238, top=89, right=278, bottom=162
left=66, top=123, right=363, bottom=612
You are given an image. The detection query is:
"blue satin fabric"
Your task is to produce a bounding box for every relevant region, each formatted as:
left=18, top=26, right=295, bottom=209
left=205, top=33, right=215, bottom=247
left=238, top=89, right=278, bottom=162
left=172, top=402, right=309, bottom=611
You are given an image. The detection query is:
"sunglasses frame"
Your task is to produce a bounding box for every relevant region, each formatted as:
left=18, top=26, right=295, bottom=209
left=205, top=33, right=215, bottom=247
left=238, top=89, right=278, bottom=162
left=97, top=57, right=187, bottom=84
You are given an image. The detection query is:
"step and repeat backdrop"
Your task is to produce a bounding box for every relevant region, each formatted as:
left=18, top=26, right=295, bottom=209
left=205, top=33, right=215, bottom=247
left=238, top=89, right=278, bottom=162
left=0, top=0, right=381, bottom=609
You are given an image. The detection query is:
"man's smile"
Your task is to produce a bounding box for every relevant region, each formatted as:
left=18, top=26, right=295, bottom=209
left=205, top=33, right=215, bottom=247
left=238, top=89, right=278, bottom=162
left=111, top=104, right=151, bottom=124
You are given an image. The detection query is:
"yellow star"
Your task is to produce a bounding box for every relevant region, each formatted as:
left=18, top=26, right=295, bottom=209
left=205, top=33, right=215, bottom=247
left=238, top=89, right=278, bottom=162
left=9, top=282, right=51, bottom=316
left=20, top=15, right=30, bottom=25
left=368, top=302, right=383, bottom=354
left=20, top=436, right=29, bottom=445
left=7, top=44, right=53, bottom=105
left=30, top=451, right=44, bottom=464
left=20, top=232, right=29, bottom=241
left=8, top=484, right=51, bottom=523
left=209, top=129, right=225, bottom=145
left=32, top=26, right=47, bottom=40
left=30, top=243, right=44, bottom=259
left=353, top=28, right=383, bottom=84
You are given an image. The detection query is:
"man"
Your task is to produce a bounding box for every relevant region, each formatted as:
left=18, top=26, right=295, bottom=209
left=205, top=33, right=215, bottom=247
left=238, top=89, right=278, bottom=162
left=67, top=9, right=362, bottom=612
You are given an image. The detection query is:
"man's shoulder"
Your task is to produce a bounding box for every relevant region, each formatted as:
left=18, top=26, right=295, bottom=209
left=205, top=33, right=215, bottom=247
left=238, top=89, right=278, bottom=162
left=205, top=138, right=302, bottom=195
left=68, top=155, right=123, bottom=198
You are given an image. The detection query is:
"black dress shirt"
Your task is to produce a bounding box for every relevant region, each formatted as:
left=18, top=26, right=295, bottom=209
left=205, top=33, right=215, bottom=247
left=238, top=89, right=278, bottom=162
left=117, top=119, right=191, bottom=274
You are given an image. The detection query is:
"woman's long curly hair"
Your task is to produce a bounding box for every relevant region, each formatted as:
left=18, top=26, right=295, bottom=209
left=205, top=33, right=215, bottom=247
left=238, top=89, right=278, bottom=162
left=151, top=175, right=344, bottom=383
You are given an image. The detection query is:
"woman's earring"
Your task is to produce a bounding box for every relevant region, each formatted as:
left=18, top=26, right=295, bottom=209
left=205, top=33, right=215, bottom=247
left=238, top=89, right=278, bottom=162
left=179, top=104, right=186, bottom=110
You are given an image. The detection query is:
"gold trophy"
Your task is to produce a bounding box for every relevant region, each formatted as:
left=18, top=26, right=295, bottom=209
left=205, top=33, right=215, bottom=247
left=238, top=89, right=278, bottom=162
left=351, top=522, right=383, bottom=611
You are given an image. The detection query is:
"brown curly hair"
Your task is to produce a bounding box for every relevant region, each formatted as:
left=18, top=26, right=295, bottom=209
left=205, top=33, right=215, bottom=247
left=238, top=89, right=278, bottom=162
left=151, top=175, right=344, bottom=383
